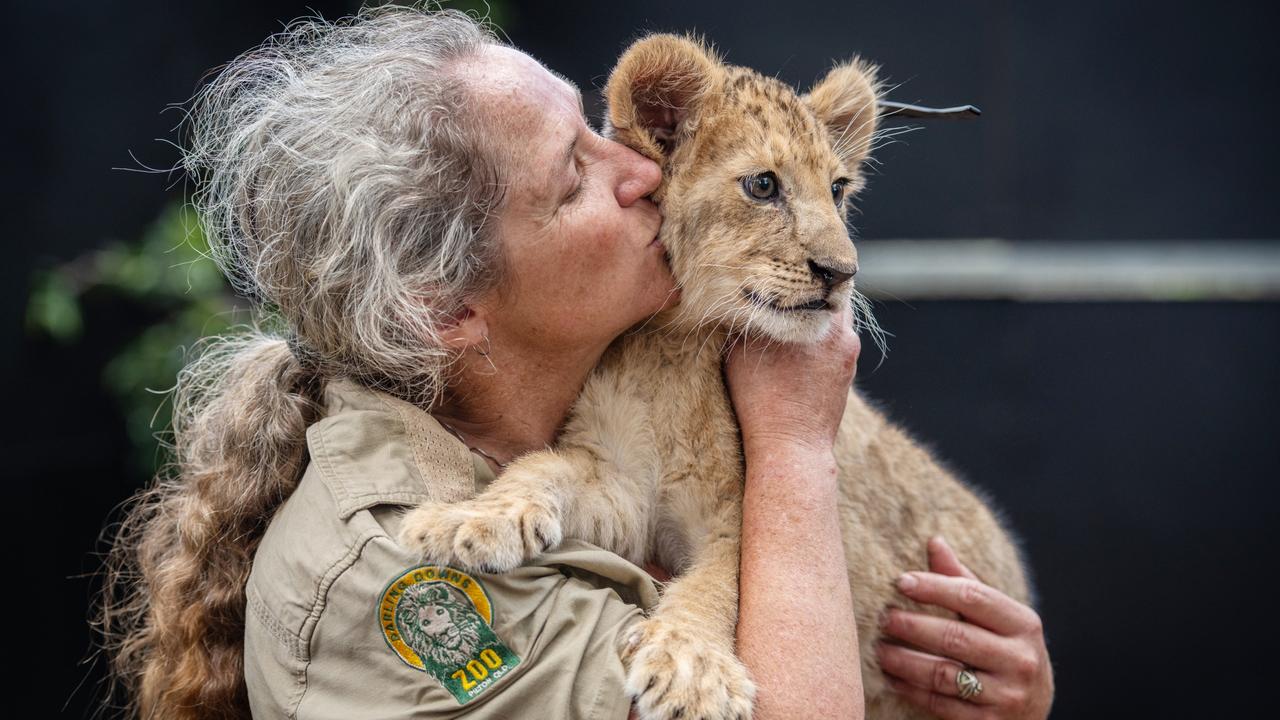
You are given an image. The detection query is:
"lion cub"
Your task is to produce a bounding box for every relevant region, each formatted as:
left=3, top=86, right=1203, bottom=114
left=403, top=35, right=1029, bottom=720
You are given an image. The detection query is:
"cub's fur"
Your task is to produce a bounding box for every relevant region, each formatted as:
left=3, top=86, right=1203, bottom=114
left=402, top=35, right=1029, bottom=720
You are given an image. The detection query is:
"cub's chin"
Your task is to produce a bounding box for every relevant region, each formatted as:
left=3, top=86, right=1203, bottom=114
left=734, top=289, right=851, bottom=344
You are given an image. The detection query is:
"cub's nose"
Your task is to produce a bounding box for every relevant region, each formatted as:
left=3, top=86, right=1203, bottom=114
left=808, top=258, right=857, bottom=288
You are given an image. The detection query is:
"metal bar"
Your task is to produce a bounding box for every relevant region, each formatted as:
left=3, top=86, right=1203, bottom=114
left=854, top=239, right=1280, bottom=301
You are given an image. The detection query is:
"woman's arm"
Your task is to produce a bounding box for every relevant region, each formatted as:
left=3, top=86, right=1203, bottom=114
left=725, top=305, right=864, bottom=719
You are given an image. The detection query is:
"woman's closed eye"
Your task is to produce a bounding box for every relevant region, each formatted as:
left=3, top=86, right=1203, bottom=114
left=561, top=147, right=594, bottom=206
left=563, top=162, right=584, bottom=204
left=561, top=128, right=603, bottom=206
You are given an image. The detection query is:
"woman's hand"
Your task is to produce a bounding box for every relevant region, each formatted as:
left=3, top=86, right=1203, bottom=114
left=724, top=303, right=861, bottom=459
left=877, top=536, right=1054, bottom=720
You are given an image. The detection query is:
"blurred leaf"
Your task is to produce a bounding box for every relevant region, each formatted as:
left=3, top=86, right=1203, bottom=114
left=25, top=270, right=83, bottom=342
left=27, top=201, right=245, bottom=477
left=437, top=0, right=516, bottom=32
left=90, top=204, right=221, bottom=304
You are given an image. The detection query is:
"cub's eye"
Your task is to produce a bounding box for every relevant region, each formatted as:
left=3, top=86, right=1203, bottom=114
left=742, top=172, right=780, bottom=201
left=832, top=178, right=850, bottom=205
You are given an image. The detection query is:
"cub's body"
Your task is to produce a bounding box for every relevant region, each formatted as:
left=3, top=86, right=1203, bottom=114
left=404, top=35, right=1028, bottom=720
left=568, top=321, right=1027, bottom=719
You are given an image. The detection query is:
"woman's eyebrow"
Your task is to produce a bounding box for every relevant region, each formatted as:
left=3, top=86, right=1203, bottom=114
left=548, top=68, right=586, bottom=116
left=543, top=68, right=585, bottom=189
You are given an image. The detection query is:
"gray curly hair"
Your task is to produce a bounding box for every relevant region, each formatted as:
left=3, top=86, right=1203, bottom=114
left=187, top=3, right=508, bottom=403
left=94, top=6, right=509, bottom=719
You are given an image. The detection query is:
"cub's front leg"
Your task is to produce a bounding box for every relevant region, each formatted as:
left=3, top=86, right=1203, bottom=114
left=624, top=487, right=755, bottom=720
left=398, top=450, right=580, bottom=572
left=400, top=370, right=660, bottom=570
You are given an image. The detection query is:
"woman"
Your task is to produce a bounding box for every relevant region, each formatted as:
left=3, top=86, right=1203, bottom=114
left=96, top=6, right=1052, bottom=720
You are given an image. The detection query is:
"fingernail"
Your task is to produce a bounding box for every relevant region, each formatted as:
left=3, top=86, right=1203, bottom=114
left=878, top=610, right=891, bottom=629
left=897, top=573, right=918, bottom=592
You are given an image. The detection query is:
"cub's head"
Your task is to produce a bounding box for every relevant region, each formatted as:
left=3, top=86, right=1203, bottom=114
left=605, top=34, right=881, bottom=344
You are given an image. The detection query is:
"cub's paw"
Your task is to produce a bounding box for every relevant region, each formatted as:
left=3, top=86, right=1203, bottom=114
left=398, top=497, right=563, bottom=573
left=622, top=616, right=755, bottom=720
left=398, top=502, right=467, bottom=564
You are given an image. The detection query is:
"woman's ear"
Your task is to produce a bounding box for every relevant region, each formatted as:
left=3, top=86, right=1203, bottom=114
left=604, top=34, right=722, bottom=165
left=438, top=304, right=490, bottom=353
left=803, top=57, right=882, bottom=168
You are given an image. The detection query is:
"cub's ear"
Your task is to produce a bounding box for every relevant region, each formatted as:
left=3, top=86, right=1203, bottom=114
left=803, top=57, right=882, bottom=168
left=604, top=34, right=722, bottom=164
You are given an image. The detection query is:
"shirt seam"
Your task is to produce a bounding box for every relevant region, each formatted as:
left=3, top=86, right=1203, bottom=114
left=297, top=526, right=385, bottom=657
left=246, top=584, right=304, bottom=660
left=588, top=659, right=620, bottom=720
left=589, top=600, right=645, bottom=720
left=307, top=424, right=354, bottom=513
left=292, top=526, right=385, bottom=719
left=336, top=488, right=432, bottom=506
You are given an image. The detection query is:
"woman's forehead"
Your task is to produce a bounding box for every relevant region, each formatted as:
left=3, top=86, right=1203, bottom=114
left=469, top=46, right=578, bottom=116
left=465, top=47, right=581, bottom=183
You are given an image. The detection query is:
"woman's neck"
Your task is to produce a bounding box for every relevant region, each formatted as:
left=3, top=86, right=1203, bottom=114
left=429, top=338, right=604, bottom=467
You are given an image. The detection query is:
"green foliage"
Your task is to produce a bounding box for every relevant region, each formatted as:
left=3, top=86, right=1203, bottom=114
left=25, top=203, right=248, bottom=475
left=398, top=0, right=517, bottom=34
left=26, top=270, right=83, bottom=342
left=25, top=1, right=519, bottom=478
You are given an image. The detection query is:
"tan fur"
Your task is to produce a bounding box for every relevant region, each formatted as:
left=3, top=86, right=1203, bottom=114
left=402, top=34, right=1028, bottom=720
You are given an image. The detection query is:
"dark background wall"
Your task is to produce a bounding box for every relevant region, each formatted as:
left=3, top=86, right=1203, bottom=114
left=12, top=1, right=1278, bottom=717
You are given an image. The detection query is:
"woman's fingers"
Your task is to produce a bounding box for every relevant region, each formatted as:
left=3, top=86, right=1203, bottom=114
left=876, top=643, right=1004, bottom=706
left=897, top=570, right=1043, bottom=638
left=928, top=535, right=979, bottom=580
left=880, top=606, right=1024, bottom=674
left=884, top=675, right=989, bottom=720
left=885, top=537, right=1055, bottom=719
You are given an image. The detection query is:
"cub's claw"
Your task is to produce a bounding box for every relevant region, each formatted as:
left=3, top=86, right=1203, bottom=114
left=622, top=615, right=755, bottom=720
left=398, top=497, right=563, bottom=573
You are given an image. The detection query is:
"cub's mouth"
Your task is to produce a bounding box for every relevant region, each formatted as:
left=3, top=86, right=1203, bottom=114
left=744, top=289, right=830, bottom=313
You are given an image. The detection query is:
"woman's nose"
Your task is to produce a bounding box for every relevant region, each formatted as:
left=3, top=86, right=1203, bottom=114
left=613, top=144, right=662, bottom=207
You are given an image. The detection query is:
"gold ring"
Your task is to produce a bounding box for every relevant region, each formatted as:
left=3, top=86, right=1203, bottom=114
left=956, top=667, right=983, bottom=701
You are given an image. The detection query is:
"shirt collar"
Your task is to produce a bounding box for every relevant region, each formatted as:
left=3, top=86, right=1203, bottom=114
left=305, top=377, right=479, bottom=519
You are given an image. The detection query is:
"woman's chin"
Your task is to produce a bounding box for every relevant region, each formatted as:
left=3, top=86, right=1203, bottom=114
left=659, top=285, right=682, bottom=311
left=631, top=281, right=680, bottom=324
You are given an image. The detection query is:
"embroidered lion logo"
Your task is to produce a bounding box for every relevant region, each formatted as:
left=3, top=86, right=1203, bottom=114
left=395, top=583, right=484, bottom=669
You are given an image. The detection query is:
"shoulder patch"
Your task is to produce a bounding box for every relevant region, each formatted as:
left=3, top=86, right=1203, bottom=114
left=377, top=565, right=521, bottom=704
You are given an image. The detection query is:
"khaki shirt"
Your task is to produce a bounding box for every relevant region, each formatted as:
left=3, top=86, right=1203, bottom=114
left=245, top=378, right=661, bottom=719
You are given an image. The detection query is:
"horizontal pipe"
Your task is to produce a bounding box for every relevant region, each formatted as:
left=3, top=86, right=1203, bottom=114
left=854, top=239, right=1280, bottom=301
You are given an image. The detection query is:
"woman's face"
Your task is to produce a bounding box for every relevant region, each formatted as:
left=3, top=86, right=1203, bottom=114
left=467, top=46, right=676, bottom=354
